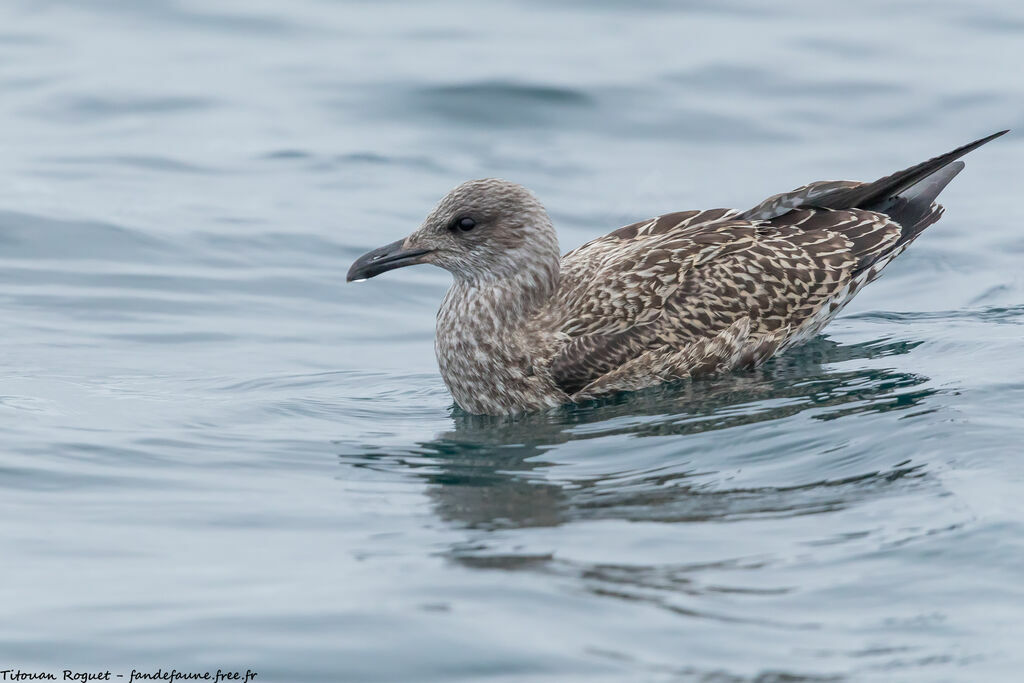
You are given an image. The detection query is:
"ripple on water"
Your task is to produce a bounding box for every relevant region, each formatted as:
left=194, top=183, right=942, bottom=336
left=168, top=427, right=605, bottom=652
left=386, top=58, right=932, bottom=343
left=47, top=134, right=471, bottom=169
left=42, top=155, right=222, bottom=175
left=0, top=210, right=176, bottom=261
left=389, top=80, right=597, bottom=129
left=36, top=94, right=218, bottom=123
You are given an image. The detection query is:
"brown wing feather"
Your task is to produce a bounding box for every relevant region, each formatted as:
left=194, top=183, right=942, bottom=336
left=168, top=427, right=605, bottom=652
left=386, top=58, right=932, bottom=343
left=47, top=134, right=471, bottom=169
left=557, top=209, right=747, bottom=337
left=769, top=208, right=902, bottom=274
left=546, top=207, right=902, bottom=396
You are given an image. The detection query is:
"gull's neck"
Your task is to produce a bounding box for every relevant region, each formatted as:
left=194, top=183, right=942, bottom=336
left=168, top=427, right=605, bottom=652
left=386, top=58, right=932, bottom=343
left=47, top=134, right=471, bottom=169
left=444, top=259, right=560, bottom=325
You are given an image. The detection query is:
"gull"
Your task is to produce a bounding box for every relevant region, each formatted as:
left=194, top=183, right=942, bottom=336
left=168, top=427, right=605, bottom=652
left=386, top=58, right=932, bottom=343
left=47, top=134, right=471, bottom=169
left=348, top=131, right=1007, bottom=415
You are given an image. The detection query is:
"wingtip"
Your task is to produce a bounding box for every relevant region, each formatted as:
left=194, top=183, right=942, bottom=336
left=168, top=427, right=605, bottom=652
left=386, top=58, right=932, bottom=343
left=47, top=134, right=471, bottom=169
left=936, top=129, right=1008, bottom=165
left=967, top=129, right=1009, bottom=148
left=982, top=129, right=1009, bottom=143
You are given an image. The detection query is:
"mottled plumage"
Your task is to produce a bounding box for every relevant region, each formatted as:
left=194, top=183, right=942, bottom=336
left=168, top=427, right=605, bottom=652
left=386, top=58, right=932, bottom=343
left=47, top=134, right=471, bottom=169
left=348, top=131, right=1006, bottom=415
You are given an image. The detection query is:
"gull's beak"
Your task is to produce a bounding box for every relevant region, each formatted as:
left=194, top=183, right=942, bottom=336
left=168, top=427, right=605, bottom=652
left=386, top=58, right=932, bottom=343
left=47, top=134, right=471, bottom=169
left=346, top=239, right=432, bottom=282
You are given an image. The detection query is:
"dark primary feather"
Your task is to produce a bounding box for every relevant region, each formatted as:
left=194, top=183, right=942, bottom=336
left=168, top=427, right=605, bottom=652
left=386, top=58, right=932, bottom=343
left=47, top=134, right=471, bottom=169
left=805, top=129, right=1007, bottom=212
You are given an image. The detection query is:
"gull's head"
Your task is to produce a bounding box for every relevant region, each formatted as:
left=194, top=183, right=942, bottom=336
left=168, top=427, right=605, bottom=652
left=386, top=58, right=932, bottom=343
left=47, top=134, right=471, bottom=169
left=347, top=179, right=560, bottom=284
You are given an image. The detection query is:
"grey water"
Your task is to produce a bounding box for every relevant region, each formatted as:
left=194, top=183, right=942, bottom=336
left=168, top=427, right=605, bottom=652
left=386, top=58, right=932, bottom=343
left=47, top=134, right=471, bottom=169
left=1, top=1, right=1023, bottom=681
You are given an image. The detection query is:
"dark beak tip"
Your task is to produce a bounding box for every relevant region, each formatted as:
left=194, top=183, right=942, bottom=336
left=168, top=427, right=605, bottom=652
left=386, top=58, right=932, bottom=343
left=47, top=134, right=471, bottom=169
left=346, top=238, right=431, bottom=283
left=346, top=261, right=374, bottom=283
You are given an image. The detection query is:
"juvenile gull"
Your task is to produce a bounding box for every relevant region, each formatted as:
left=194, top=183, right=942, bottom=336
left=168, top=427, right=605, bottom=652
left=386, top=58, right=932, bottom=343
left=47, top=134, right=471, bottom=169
left=348, top=131, right=1007, bottom=415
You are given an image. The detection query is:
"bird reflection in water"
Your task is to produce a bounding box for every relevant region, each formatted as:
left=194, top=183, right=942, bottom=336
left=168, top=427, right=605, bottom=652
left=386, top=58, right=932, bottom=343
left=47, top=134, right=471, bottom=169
left=344, top=334, right=937, bottom=528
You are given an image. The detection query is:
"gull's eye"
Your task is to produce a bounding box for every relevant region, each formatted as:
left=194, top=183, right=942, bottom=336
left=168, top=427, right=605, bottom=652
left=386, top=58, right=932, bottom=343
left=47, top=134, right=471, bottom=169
left=452, top=216, right=476, bottom=232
